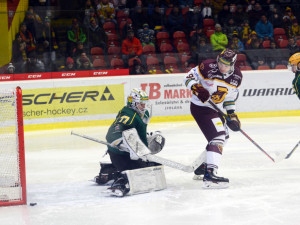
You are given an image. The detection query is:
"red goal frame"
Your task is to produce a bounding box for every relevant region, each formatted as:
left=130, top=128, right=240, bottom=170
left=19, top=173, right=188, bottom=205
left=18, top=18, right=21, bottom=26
left=0, top=87, right=26, bottom=206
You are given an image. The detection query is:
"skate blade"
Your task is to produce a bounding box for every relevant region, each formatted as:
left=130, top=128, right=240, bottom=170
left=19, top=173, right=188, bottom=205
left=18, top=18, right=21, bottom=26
left=193, top=175, right=204, bottom=180
left=202, top=181, right=229, bottom=189
left=103, top=188, right=125, bottom=197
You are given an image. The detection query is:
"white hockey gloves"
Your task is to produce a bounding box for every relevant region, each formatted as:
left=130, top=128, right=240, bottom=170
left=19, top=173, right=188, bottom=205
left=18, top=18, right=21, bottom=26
left=147, top=131, right=166, bottom=154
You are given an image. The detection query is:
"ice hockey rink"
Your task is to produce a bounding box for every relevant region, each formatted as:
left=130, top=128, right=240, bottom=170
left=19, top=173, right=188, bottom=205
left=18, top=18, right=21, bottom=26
left=1, top=116, right=300, bottom=225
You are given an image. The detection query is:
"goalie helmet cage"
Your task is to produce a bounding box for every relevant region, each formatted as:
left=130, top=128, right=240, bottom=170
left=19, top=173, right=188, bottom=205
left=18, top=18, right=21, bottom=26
left=0, top=87, right=26, bottom=206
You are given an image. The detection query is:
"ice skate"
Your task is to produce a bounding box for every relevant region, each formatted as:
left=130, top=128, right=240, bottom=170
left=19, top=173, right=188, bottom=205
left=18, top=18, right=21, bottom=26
left=106, top=175, right=130, bottom=197
left=94, top=162, right=119, bottom=185
left=193, top=163, right=206, bottom=180
left=202, top=168, right=229, bottom=189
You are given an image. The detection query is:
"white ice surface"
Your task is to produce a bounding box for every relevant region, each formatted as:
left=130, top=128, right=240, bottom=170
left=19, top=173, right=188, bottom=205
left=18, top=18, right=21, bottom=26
left=1, top=117, right=300, bottom=225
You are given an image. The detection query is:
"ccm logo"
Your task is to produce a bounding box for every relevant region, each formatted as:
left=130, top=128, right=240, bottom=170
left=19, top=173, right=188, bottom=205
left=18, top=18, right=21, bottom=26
left=62, top=73, right=76, bottom=76
left=0, top=76, right=11, bottom=80
left=28, top=74, right=42, bottom=78
left=93, top=71, right=108, bottom=75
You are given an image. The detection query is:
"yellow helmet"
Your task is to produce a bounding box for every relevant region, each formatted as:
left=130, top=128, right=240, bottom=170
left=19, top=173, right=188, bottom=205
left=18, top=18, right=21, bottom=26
left=288, top=52, right=300, bottom=71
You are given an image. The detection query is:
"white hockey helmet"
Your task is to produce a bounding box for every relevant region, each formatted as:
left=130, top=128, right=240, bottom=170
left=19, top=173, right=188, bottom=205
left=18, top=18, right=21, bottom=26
left=127, top=88, right=152, bottom=122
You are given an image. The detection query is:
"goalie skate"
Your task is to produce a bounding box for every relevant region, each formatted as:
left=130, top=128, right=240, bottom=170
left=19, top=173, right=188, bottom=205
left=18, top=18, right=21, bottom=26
left=202, top=168, right=229, bottom=189
left=106, top=176, right=130, bottom=197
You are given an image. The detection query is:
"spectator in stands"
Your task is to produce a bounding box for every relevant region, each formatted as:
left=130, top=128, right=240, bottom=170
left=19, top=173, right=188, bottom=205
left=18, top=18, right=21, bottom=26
left=38, top=16, right=59, bottom=72
left=248, top=2, right=265, bottom=29
left=185, top=37, right=212, bottom=67
left=78, top=56, right=94, bottom=70
left=240, top=20, right=252, bottom=44
left=80, top=0, right=95, bottom=21
left=137, top=23, right=155, bottom=46
left=210, top=23, right=228, bottom=51
left=12, top=34, right=27, bottom=68
left=17, top=23, right=36, bottom=53
left=201, top=0, right=213, bottom=19
left=189, top=26, right=207, bottom=51
left=5, top=63, right=16, bottom=74
left=111, top=0, right=127, bottom=10
left=63, top=57, right=76, bottom=71
left=67, top=18, right=87, bottom=56
left=131, top=6, right=149, bottom=32
left=130, top=59, right=146, bottom=75
left=234, top=4, right=248, bottom=26
left=97, top=0, right=117, bottom=25
left=72, top=41, right=88, bottom=59
left=224, top=17, right=239, bottom=41
left=268, top=5, right=284, bottom=29
left=287, top=37, right=300, bottom=56
left=245, top=31, right=260, bottom=49
left=121, top=29, right=145, bottom=68
left=87, top=18, right=107, bottom=51
left=21, top=51, right=45, bottom=73
left=185, top=6, right=203, bottom=34
left=211, top=0, right=226, bottom=16
left=251, top=56, right=269, bottom=70
left=283, top=7, right=297, bottom=28
left=83, top=8, right=99, bottom=30
left=255, top=14, right=274, bottom=42
left=287, top=19, right=300, bottom=38
left=167, top=5, right=185, bottom=35
left=23, top=10, right=38, bottom=39
left=27, top=6, right=43, bottom=26
left=246, top=0, right=255, bottom=12
left=229, top=31, right=245, bottom=53
left=76, top=52, right=92, bottom=69
left=217, top=2, right=230, bottom=27
left=149, top=5, right=167, bottom=32
left=178, top=0, right=193, bottom=9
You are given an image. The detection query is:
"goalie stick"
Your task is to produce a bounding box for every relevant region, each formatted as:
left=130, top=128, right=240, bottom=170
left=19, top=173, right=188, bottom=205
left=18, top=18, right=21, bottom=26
left=71, top=131, right=205, bottom=173
left=207, top=100, right=276, bottom=162
left=285, top=140, right=300, bottom=159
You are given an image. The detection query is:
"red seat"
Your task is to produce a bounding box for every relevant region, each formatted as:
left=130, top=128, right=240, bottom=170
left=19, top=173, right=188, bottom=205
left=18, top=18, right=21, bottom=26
left=108, top=46, right=121, bottom=61
left=190, top=30, right=196, bottom=37
left=236, top=53, right=249, bottom=67
left=297, top=39, right=300, bottom=47
left=273, top=28, right=286, bottom=35
left=177, top=42, right=190, bottom=53
left=110, top=58, right=124, bottom=69
left=279, top=39, right=289, bottom=48
left=203, top=18, right=215, bottom=27
left=156, top=32, right=171, bottom=46
left=262, top=40, right=270, bottom=49
left=164, top=56, right=177, bottom=64
left=119, top=18, right=132, bottom=30
left=206, top=30, right=215, bottom=39
left=257, top=65, right=270, bottom=70
left=91, top=47, right=105, bottom=60
left=146, top=56, right=160, bottom=67
left=160, top=43, right=173, bottom=56
left=275, top=35, right=288, bottom=45
left=194, top=0, right=203, bottom=6
left=181, top=7, right=189, bottom=16
left=180, top=55, right=191, bottom=64
left=107, top=33, right=118, bottom=41
left=173, top=31, right=186, bottom=39
left=117, top=10, right=128, bottom=21
left=93, top=58, right=107, bottom=69
left=103, top=22, right=116, bottom=33
left=173, top=38, right=188, bottom=47
left=142, top=45, right=156, bottom=56
left=275, top=65, right=287, bottom=69
left=240, top=66, right=253, bottom=71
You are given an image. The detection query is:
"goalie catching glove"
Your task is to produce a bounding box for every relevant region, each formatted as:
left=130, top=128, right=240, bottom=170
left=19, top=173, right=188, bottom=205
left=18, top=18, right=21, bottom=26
left=192, top=84, right=210, bottom=103
left=226, top=111, right=241, bottom=131
left=147, top=131, right=166, bottom=154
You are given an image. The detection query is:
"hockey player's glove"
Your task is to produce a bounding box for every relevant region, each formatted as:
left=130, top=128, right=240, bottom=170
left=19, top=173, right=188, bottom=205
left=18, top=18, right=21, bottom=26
left=192, top=84, right=210, bottom=103
left=227, top=112, right=241, bottom=131
left=147, top=131, right=165, bottom=154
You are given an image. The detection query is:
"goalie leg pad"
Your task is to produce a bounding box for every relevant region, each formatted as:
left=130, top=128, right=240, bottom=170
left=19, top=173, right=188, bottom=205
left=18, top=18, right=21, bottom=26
left=124, top=165, right=167, bottom=196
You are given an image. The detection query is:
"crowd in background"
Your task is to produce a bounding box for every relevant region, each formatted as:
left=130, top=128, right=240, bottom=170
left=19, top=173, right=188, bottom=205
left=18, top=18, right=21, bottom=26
left=6, top=0, right=300, bottom=75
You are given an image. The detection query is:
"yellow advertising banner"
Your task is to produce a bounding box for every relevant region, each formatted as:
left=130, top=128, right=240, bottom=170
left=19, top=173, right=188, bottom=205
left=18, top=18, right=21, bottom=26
left=22, top=85, right=124, bottom=119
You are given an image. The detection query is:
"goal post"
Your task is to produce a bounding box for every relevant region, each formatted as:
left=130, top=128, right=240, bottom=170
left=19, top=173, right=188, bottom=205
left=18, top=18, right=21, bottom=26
left=0, top=87, right=26, bottom=206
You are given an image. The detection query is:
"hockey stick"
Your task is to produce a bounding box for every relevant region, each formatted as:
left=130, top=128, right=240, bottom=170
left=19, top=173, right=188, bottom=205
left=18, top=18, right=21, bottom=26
left=71, top=131, right=205, bottom=173
left=285, top=140, right=300, bottom=159
left=208, top=100, right=275, bottom=162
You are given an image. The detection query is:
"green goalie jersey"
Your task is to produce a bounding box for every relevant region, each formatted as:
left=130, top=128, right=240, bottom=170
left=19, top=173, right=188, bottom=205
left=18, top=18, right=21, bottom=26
left=106, top=106, right=148, bottom=155
left=292, top=71, right=300, bottom=99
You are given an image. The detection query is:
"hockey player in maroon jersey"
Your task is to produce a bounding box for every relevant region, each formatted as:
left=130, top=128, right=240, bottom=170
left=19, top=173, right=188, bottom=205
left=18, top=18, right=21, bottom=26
left=184, top=48, right=243, bottom=188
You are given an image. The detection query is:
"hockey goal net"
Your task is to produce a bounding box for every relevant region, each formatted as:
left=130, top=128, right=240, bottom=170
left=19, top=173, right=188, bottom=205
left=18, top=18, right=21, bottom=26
left=0, top=87, right=26, bottom=206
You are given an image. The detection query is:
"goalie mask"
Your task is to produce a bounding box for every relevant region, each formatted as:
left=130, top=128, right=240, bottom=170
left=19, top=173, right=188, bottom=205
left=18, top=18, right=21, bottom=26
left=127, top=88, right=152, bottom=124
left=288, top=52, right=300, bottom=73
left=217, top=48, right=237, bottom=75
